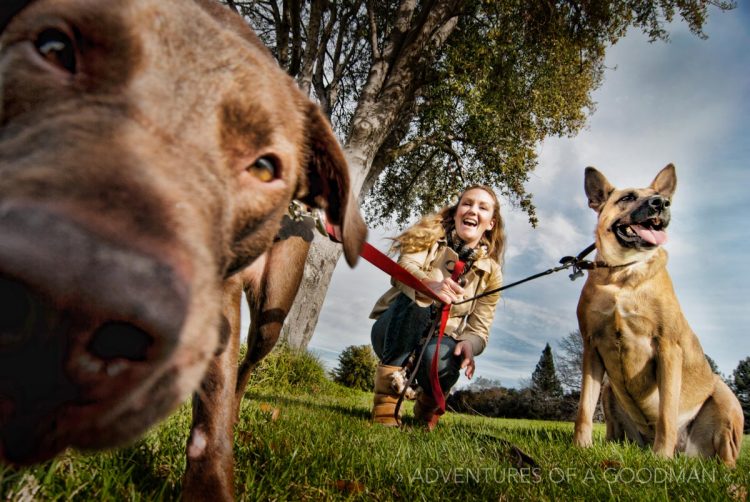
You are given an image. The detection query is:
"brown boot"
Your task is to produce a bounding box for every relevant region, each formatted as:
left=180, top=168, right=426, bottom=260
left=372, top=364, right=402, bottom=426
left=414, top=392, right=441, bottom=431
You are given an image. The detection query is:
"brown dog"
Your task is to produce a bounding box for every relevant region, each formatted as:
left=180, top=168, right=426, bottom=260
left=573, top=164, right=743, bottom=466
left=0, top=0, right=365, bottom=490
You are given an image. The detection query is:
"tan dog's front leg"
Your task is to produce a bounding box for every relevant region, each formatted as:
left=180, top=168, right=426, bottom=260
left=653, top=338, right=682, bottom=458
left=182, top=277, right=243, bottom=502
left=574, top=337, right=605, bottom=447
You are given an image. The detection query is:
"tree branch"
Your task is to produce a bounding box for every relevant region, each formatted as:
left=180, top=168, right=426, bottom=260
left=297, top=0, right=325, bottom=94
left=289, top=0, right=303, bottom=75
left=276, top=0, right=290, bottom=68
left=365, top=0, right=381, bottom=60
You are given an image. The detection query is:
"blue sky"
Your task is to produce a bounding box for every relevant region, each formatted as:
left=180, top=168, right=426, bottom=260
left=245, top=3, right=750, bottom=389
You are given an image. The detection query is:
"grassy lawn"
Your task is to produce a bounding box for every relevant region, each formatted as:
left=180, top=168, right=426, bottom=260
left=1, top=350, right=748, bottom=501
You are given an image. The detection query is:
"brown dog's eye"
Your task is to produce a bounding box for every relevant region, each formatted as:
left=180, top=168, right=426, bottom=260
left=618, top=193, right=636, bottom=203
left=247, top=156, right=279, bottom=182
left=35, top=28, right=77, bottom=74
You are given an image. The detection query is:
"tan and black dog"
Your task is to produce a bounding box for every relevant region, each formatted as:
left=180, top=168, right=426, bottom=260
left=573, top=164, right=743, bottom=466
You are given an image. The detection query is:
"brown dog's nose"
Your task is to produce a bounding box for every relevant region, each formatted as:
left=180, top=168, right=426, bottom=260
left=0, top=202, right=189, bottom=463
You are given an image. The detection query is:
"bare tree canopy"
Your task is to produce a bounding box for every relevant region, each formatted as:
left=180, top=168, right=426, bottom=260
left=557, top=330, right=583, bottom=392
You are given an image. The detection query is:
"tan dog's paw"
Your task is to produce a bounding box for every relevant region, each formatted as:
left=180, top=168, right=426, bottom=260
left=573, top=427, right=593, bottom=448
left=652, top=440, right=676, bottom=459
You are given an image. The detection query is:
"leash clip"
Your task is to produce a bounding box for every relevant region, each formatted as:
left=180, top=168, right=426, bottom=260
left=288, top=200, right=307, bottom=221
left=559, top=255, right=584, bottom=281
left=288, top=200, right=331, bottom=238
left=312, top=209, right=329, bottom=238
left=569, top=259, right=595, bottom=281
left=559, top=256, right=575, bottom=267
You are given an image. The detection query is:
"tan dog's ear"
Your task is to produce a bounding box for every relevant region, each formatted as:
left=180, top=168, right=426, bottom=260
left=584, top=167, right=614, bottom=213
left=297, top=105, right=367, bottom=266
left=650, top=163, right=677, bottom=199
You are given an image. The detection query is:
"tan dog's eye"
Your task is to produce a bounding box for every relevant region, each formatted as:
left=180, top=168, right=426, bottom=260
left=247, top=156, right=278, bottom=182
left=618, top=193, right=636, bottom=203
left=35, top=28, right=77, bottom=74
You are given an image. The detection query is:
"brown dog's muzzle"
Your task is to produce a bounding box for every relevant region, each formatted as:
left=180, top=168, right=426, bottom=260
left=0, top=201, right=189, bottom=464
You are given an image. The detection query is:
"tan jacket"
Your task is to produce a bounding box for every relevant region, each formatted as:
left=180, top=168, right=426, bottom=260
left=369, top=240, right=502, bottom=356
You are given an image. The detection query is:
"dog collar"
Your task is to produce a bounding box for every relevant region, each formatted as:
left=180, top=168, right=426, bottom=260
left=582, top=260, right=637, bottom=270
left=1, top=1, right=35, bottom=33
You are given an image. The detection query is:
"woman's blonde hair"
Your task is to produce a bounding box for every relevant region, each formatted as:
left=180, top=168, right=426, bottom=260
left=390, top=185, right=505, bottom=263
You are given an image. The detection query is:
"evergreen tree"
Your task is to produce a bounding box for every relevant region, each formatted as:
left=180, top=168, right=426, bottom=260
left=332, top=344, right=378, bottom=392
left=730, top=357, right=750, bottom=432
left=705, top=354, right=720, bottom=375
left=532, top=343, right=564, bottom=399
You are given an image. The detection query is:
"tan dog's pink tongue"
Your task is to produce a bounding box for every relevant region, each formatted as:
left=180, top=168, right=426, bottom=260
left=632, top=224, right=667, bottom=245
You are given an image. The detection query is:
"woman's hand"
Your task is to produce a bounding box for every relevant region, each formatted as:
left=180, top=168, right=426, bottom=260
left=454, top=340, right=475, bottom=379
left=425, top=278, right=465, bottom=304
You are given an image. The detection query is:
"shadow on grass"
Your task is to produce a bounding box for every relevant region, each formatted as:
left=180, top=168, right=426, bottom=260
left=243, top=390, right=543, bottom=473
left=242, top=391, right=373, bottom=422
left=120, top=445, right=182, bottom=500
left=486, top=422, right=574, bottom=443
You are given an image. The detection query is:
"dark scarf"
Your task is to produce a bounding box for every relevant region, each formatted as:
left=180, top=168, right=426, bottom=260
left=446, top=228, right=487, bottom=265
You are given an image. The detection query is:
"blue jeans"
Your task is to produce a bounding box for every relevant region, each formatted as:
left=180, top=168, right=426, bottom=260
left=371, top=293, right=460, bottom=397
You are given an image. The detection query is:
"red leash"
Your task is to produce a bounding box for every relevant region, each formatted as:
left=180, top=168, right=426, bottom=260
left=326, top=222, right=457, bottom=413
left=428, top=260, right=465, bottom=413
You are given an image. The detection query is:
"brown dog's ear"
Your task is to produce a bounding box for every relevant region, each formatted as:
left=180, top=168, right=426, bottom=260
left=584, top=167, right=614, bottom=212
left=650, top=163, right=677, bottom=199
left=297, top=105, right=367, bottom=266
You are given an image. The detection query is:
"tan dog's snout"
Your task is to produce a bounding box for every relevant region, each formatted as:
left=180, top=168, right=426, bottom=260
left=630, top=195, right=671, bottom=224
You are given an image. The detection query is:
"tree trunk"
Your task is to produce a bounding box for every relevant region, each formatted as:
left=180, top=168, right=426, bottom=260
left=279, top=232, right=342, bottom=348
left=280, top=147, right=368, bottom=348
left=281, top=0, right=463, bottom=349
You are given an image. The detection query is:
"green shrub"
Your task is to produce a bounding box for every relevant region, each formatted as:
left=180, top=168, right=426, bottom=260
left=331, top=344, right=377, bottom=391
left=243, top=343, right=334, bottom=394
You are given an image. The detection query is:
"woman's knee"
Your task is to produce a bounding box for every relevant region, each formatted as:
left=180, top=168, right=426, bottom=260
left=417, top=339, right=460, bottom=391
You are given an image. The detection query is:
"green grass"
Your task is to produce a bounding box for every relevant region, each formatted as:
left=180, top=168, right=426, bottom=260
left=2, top=349, right=749, bottom=501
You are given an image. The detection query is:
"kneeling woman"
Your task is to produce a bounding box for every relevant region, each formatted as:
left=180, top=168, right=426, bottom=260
left=370, top=185, right=505, bottom=428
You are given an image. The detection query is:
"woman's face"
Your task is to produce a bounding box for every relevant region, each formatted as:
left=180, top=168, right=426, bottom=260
left=453, top=188, right=496, bottom=248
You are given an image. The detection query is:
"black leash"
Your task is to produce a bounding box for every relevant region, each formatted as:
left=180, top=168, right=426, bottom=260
left=391, top=242, right=633, bottom=421
left=454, top=243, right=604, bottom=305
left=393, top=314, right=440, bottom=424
